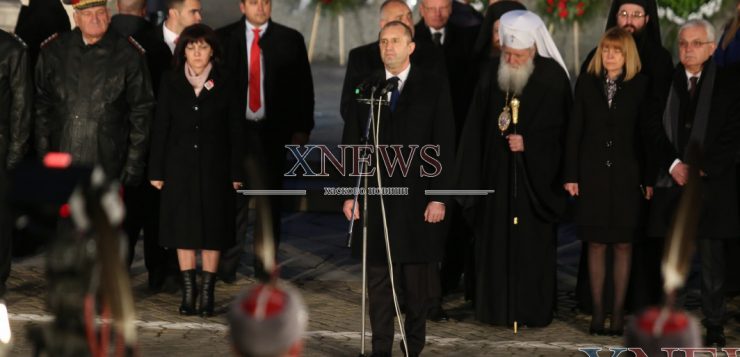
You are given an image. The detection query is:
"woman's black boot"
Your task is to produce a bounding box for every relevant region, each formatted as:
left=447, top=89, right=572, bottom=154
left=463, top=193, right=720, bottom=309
left=199, top=272, right=216, bottom=317
left=179, top=269, right=198, bottom=315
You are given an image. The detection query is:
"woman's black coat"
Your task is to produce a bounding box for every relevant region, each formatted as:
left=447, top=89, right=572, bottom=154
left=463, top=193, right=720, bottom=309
left=149, top=66, right=243, bottom=250
left=564, top=71, right=649, bottom=228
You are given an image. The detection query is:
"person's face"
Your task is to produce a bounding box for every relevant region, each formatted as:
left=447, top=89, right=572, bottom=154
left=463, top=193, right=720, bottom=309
left=241, top=0, right=272, bottom=27
left=601, top=44, right=625, bottom=74
left=616, top=4, right=648, bottom=33
left=185, top=40, right=213, bottom=71
left=380, top=2, right=414, bottom=35
left=172, top=0, right=202, bottom=29
left=379, top=25, right=415, bottom=71
left=420, top=0, right=451, bottom=30
left=502, top=46, right=535, bottom=68
left=678, top=25, right=716, bottom=70
left=74, top=6, right=110, bottom=39
left=492, top=19, right=501, bottom=49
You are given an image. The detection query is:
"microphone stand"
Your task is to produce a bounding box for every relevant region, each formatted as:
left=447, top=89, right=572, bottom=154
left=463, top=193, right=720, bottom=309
left=346, top=82, right=409, bottom=357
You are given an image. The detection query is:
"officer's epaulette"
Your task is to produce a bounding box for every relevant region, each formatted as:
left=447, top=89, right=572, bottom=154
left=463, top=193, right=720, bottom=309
left=11, top=32, right=27, bottom=48
left=40, top=33, right=59, bottom=49
left=127, top=36, right=146, bottom=55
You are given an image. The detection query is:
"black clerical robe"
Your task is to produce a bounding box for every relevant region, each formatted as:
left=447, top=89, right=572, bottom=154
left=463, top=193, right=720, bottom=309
left=457, top=56, right=572, bottom=326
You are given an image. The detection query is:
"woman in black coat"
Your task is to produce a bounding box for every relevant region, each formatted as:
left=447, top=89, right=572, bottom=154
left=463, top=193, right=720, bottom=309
left=149, top=24, right=243, bottom=317
left=563, top=27, right=650, bottom=336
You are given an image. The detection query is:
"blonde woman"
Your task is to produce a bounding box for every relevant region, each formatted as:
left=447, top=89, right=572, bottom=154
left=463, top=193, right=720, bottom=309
left=564, top=27, right=650, bottom=336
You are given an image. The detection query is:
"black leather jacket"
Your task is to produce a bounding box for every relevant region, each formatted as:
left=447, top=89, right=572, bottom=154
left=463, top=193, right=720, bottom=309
left=35, top=28, right=154, bottom=185
left=0, top=30, right=32, bottom=171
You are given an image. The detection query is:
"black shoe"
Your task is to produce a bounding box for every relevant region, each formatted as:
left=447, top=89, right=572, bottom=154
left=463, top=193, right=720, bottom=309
left=428, top=305, right=449, bottom=322
left=179, top=270, right=197, bottom=315
left=589, top=327, right=606, bottom=336
left=705, top=326, right=726, bottom=347
left=198, top=271, right=216, bottom=317
left=217, top=271, right=237, bottom=284
left=148, top=271, right=166, bottom=292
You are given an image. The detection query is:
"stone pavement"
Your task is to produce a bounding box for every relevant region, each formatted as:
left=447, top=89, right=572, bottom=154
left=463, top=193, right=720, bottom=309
left=4, top=211, right=740, bottom=356
left=4, top=62, right=740, bottom=356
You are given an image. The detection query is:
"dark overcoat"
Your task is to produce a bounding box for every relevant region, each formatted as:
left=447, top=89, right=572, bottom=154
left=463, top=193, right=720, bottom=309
left=564, top=72, right=649, bottom=228
left=148, top=67, right=243, bottom=250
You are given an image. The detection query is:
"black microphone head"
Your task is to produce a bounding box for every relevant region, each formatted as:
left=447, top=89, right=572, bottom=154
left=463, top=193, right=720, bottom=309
left=379, top=78, right=399, bottom=96
left=355, top=78, right=383, bottom=96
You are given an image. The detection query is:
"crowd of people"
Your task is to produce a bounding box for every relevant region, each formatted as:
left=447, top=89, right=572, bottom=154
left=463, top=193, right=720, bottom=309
left=1, top=0, right=740, bottom=356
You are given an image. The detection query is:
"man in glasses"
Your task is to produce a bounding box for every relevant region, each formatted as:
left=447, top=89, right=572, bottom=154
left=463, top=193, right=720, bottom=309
left=574, top=0, right=675, bottom=316
left=647, top=19, right=740, bottom=348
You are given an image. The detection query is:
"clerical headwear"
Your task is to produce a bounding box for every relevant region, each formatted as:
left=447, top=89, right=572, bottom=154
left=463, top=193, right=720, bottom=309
left=499, top=10, right=570, bottom=78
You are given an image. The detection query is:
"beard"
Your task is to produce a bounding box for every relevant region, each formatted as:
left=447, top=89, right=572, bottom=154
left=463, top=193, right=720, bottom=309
left=497, top=57, right=535, bottom=96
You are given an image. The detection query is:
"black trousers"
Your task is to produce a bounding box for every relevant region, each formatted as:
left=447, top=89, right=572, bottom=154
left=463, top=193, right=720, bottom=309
left=219, top=121, right=287, bottom=278
left=368, top=262, right=436, bottom=355
left=698, top=239, right=728, bottom=328
left=123, top=184, right=177, bottom=280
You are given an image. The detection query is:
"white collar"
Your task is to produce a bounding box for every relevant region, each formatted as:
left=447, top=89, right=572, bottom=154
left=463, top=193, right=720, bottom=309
left=430, top=27, right=445, bottom=35
left=685, top=69, right=702, bottom=81
left=162, top=23, right=178, bottom=48
left=385, top=64, right=411, bottom=92
left=246, top=20, right=269, bottom=34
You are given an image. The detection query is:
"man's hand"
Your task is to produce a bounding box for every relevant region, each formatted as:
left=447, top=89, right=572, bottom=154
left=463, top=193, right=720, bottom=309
left=233, top=182, right=243, bottom=190
left=150, top=180, right=164, bottom=190
left=424, top=202, right=445, bottom=223
left=644, top=186, right=654, bottom=200
left=670, top=162, right=689, bottom=186
left=291, top=132, right=310, bottom=146
left=343, top=199, right=360, bottom=221
left=564, top=182, right=579, bottom=197
left=506, top=134, right=524, bottom=152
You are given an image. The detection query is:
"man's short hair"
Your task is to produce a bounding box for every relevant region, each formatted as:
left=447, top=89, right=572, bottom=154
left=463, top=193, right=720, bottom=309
left=117, top=0, right=146, bottom=13
left=165, top=0, right=187, bottom=10
left=379, top=20, right=413, bottom=41
left=380, top=0, right=410, bottom=13
left=679, top=19, right=716, bottom=42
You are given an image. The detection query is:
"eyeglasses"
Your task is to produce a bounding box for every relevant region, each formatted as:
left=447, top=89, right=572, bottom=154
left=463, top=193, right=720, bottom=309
left=618, top=11, right=646, bottom=19
left=678, top=40, right=713, bottom=49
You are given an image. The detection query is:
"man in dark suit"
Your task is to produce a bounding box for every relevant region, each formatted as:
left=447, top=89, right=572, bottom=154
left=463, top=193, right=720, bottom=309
left=340, top=0, right=442, bottom=125
left=126, top=0, right=201, bottom=291
left=218, top=0, right=315, bottom=281
left=110, top=0, right=150, bottom=37
left=414, top=0, right=479, bottom=318
left=14, top=0, right=70, bottom=68
left=342, top=21, right=455, bottom=357
left=647, top=20, right=740, bottom=347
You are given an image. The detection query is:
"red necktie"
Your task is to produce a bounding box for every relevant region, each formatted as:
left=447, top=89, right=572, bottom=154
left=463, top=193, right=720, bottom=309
left=249, top=28, right=261, bottom=112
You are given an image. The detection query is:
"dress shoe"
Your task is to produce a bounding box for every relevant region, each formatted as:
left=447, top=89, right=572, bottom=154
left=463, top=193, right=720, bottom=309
left=179, top=270, right=197, bottom=315
left=428, top=305, right=449, bottom=322
left=369, top=352, right=390, bottom=357
left=198, top=271, right=216, bottom=317
left=705, top=326, right=726, bottom=347
left=589, top=327, right=606, bottom=336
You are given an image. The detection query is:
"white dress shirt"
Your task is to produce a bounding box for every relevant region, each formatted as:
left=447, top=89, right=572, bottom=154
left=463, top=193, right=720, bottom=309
left=162, top=23, right=178, bottom=54
left=430, top=27, right=446, bottom=45
left=246, top=21, right=268, bottom=121
left=384, top=64, right=411, bottom=102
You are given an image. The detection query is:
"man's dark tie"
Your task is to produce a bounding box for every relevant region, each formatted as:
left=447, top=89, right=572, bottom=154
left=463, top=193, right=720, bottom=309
left=432, top=32, right=442, bottom=46
left=688, top=76, right=699, bottom=99
left=388, top=77, right=400, bottom=112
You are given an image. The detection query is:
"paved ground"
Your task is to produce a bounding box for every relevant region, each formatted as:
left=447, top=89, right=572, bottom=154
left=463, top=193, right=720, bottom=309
left=4, top=63, right=740, bottom=356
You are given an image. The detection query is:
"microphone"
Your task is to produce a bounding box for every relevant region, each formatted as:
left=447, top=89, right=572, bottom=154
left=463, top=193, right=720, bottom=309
left=378, top=79, right=398, bottom=96
left=355, top=78, right=382, bottom=96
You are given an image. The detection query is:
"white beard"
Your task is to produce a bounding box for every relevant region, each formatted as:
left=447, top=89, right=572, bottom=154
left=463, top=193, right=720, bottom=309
left=497, top=57, right=535, bottom=96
